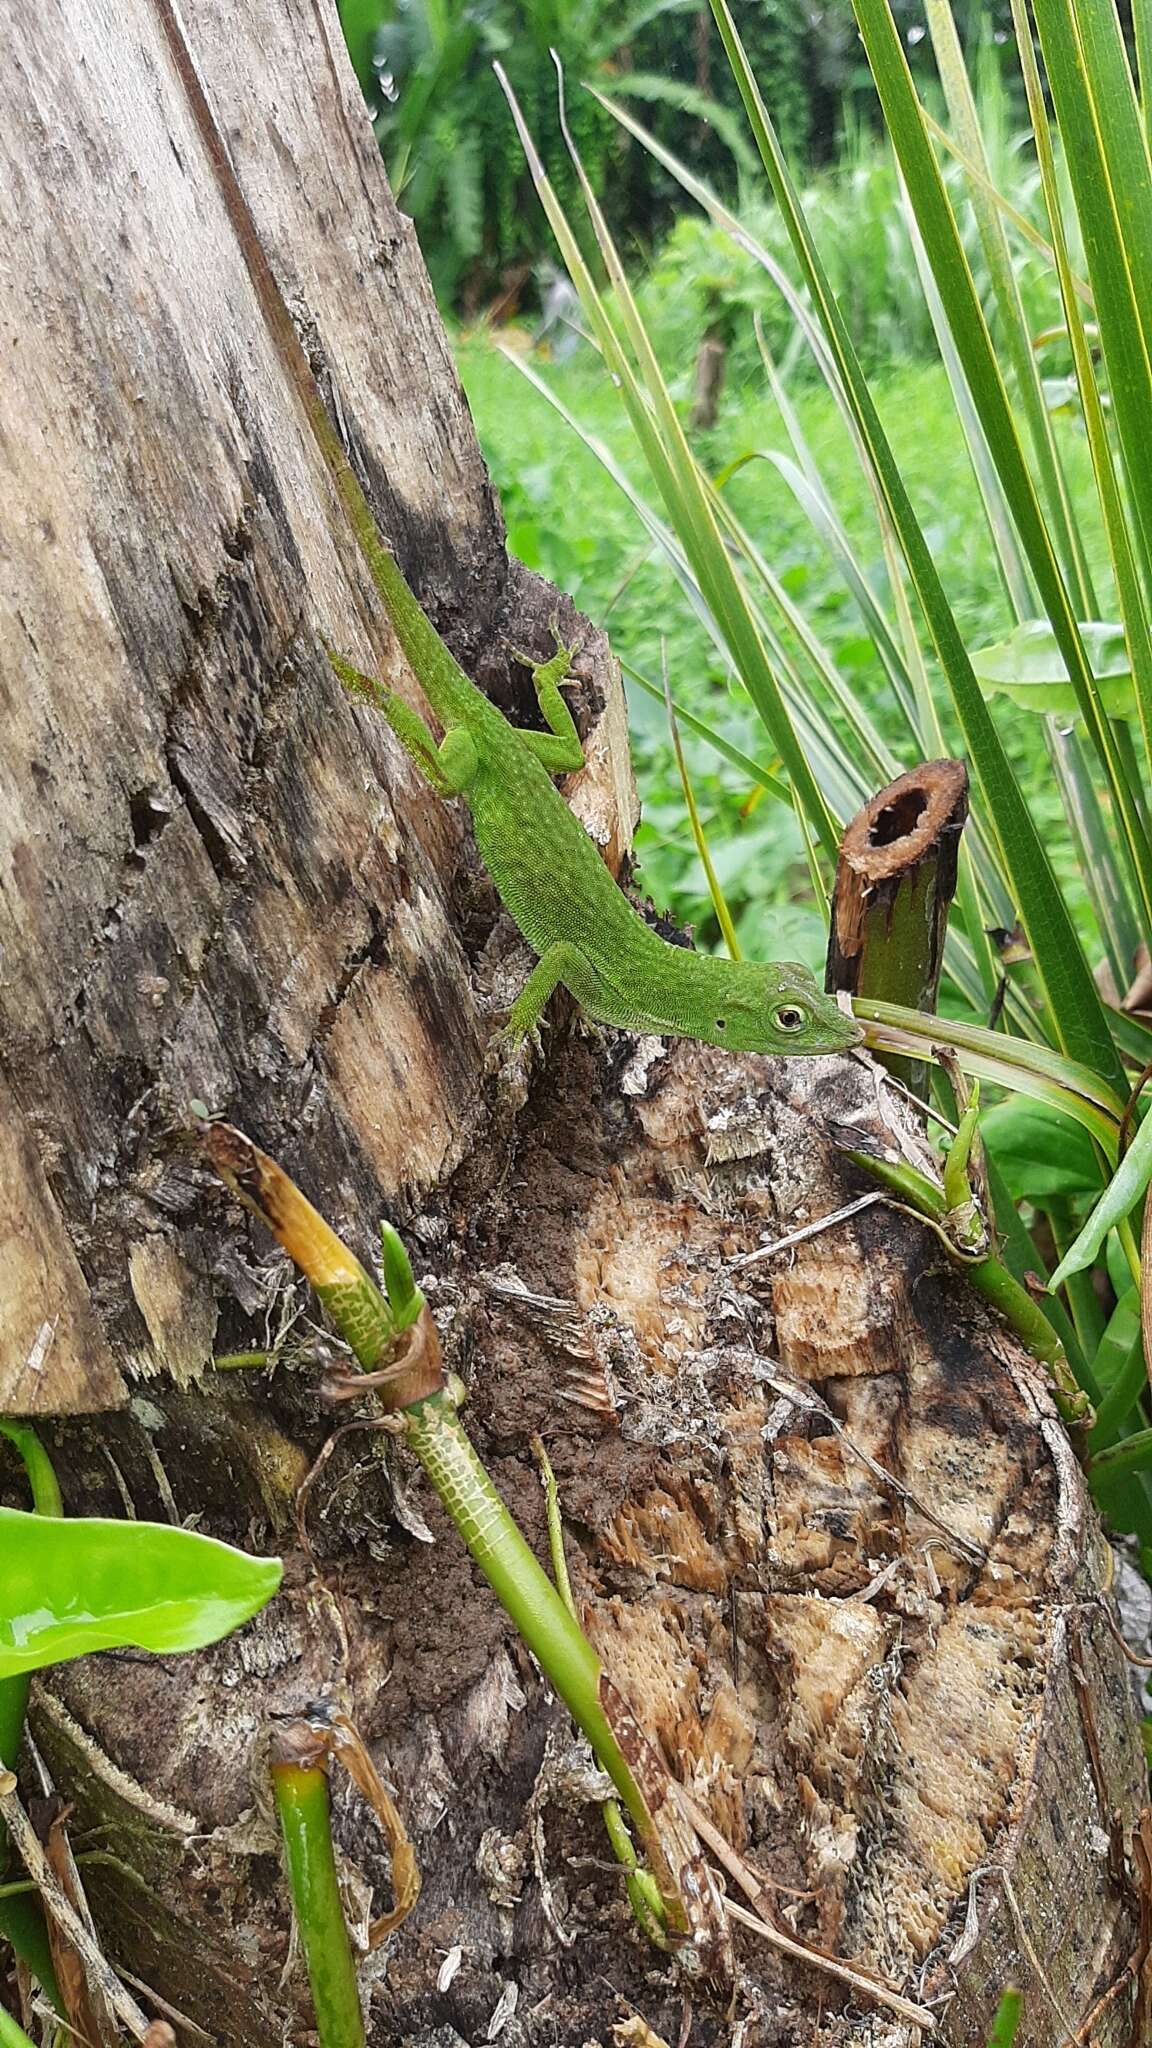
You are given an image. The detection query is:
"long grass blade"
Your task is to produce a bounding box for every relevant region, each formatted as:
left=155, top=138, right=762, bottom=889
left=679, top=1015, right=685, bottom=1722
left=697, top=6, right=1132, bottom=1087
left=1012, top=0, right=1152, bottom=812
left=622, top=660, right=790, bottom=805
left=502, top=342, right=878, bottom=819
left=495, top=58, right=842, bottom=862
left=1050, top=1112, right=1152, bottom=1286
left=857, top=997, right=1125, bottom=1151
left=850, top=0, right=1152, bottom=942
left=1031, top=0, right=1152, bottom=610
left=924, top=0, right=1095, bottom=613
left=662, top=654, right=743, bottom=958
left=922, top=109, right=1093, bottom=304
left=582, top=85, right=1037, bottom=1032
left=899, top=171, right=1138, bottom=998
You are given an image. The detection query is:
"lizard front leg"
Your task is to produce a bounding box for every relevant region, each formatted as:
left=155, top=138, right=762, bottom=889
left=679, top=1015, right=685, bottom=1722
left=328, top=651, right=479, bottom=795
left=509, top=629, right=584, bottom=774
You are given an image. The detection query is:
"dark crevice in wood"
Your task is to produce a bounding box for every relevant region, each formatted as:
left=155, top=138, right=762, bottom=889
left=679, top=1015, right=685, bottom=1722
left=827, top=757, right=969, bottom=1089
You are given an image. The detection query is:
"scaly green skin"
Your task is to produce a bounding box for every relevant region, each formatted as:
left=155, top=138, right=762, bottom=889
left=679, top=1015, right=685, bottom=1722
left=402, top=1389, right=691, bottom=1938
left=330, top=551, right=860, bottom=1058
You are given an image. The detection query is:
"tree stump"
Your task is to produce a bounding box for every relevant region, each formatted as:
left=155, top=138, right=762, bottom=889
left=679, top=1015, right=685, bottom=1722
left=0, top=1, right=1145, bottom=2044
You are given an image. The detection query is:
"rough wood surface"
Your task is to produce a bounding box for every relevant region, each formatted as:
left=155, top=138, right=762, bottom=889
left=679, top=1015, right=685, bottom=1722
left=31, top=1041, right=1148, bottom=2046
left=0, top=0, right=629, bottom=1414
left=0, top=2, right=1146, bottom=2045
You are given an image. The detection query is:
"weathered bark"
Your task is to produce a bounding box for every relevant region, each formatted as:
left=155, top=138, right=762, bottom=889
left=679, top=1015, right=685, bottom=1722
left=1, top=3, right=1146, bottom=2046
left=0, top=0, right=631, bottom=1417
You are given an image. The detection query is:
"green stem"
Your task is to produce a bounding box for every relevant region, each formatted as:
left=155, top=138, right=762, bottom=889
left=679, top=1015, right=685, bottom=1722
left=404, top=1392, right=688, bottom=1935
left=986, top=1987, right=1023, bottom=2048
left=532, top=1438, right=667, bottom=1941
left=405, top=1395, right=634, bottom=1807
left=0, top=1430, right=63, bottom=1803
left=0, top=1427, right=65, bottom=2019
left=200, top=1127, right=691, bottom=1947
left=0, top=1428, right=62, bottom=1520
left=942, top=1097, right=982, bottom=1219
left=0, top=1895, right=62, bottom=2019
left=0, top=2006, right=38, bottom=2048
left=1087, top=1428, right=1152, bottom=1485
left=535, top=1436, right=575, bottom=1614
left=1117, top=1213, right=1143, bottom=1289
left=985, top=1157, right=1088, bottom=1386
left=966, top=1259, right=1097, bottom=1413
left=1045, top=1197, right=1107, bottom=1355
left=271, top=1748, right=365, bottom=2048
left=0, top=1684, right=29, bottom=1787
left=1085, top=1286, right=1149, bottom=1461
left=848, top=1152, right=1095, bottom=1426
left=1089, top=1339, right=1149, bottom=1446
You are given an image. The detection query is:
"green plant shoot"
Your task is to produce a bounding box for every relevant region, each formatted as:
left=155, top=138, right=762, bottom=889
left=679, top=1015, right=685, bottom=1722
left=201, top=1117, right=730, bottom=1973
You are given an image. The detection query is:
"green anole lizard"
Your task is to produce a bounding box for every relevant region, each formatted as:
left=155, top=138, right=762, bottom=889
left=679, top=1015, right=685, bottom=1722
left=153, top=0, right=857, bottom=1059
left=329, top=549, right=860, bottom=1055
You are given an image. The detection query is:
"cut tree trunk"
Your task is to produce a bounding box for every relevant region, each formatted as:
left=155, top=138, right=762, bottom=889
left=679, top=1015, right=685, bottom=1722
left=1, top=3, right=1147, bottom=2046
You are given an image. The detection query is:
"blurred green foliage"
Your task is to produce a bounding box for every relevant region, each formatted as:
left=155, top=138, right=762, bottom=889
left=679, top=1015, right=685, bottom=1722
left=455, top=70, right=1085, bottom=965
left=337, top=0, right=1020, bottom=306
left=460, top=337, right=1027, bottom=973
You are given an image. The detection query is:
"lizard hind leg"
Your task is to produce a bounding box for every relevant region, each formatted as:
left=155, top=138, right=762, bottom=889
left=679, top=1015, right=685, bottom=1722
left=504, top=941, right=594, bottom=1042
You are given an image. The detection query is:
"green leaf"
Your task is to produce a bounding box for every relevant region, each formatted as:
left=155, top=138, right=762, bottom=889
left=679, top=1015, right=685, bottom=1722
left=0, top=2006, right=39, bottom=2048
left=1086, top=1287, right=1144, bottom=1443
left=971, top=621, right=1134, bottom=718
left=980, top=1097, right=1104, bottom=1204
left=848, top=0, right=1152, bottom=935
left=494, top=59, right=843, bottom=864
left=1049, top=1111, right=1152, bottom=1289
left=857, top=998, right=1125, bottom=1152
left=380, top=1221, right=424, bottom=1332
left=986, top=1988, right=1023, bottom=2048
left=0, top=1509, right=282, bottom=1680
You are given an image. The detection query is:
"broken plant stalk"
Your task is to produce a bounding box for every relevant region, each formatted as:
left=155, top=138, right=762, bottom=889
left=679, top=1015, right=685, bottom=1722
left=825, top=757, right=969, bottom=1094
left=825, top=767, right=1093, bottom=1430
left=200, top=1119, right=720, bottom=1967
left=270, top=1705, right=419, bottom=2048
left=270, top=1726, right=366, bottom=2048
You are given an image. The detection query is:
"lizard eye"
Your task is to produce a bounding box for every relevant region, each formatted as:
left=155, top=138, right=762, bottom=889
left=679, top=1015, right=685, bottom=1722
left=773, top=1003, right=806, bottom=1033
left=715, top=1017, right=727, bottom=1032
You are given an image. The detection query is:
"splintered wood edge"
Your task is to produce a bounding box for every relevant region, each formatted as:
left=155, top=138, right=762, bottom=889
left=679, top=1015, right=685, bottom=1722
left=838, top=758, right=970, bottom=884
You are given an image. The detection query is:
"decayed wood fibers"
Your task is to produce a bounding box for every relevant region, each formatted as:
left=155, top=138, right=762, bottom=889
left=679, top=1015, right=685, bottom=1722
left=0, top=0, right=629, bottom=1415
left=34, top=1034, right=1146, bottom=2047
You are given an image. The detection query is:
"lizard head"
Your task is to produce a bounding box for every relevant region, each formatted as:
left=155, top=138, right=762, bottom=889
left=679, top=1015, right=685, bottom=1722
left=697, top=960, right=863, bottom=1056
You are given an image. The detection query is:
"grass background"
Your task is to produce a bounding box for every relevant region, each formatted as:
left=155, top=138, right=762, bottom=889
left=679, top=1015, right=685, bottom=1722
left=460, top=334, right=1097, bottom=976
